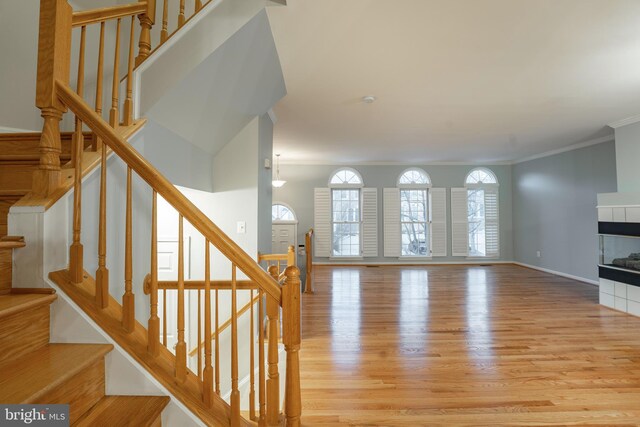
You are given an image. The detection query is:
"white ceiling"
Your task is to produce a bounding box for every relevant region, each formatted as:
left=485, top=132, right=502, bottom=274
left=267, top=0, right=640, bottom=164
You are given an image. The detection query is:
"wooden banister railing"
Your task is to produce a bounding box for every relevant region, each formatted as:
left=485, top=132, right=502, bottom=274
left=33, top=0, right=302, bottom=425
left=304, top=228, right=314, bottom=294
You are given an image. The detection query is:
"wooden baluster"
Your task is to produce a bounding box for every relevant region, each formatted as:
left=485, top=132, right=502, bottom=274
left=266, top=265, right=280, bottom=425
left=163, top=288, right=168, bottom=347
left=249, top=288, right=256, bottom=421
left=178, top=0, right=186, bottom=27
left=109, top=18, right=121, bottom=128
left=230, top=264, right=241, bottom=426
left=95, top=100, right=109, bottom=308
left=258, top=288, right=266, bottom=425
left=148, top=191, right=160, bottom=356
left=122, top=167, right=135, bottom=332
left=195, top=0, right=202, bottom=12
left=34, top=0, right=72, bottom=198
left=94, top=21, right=105, bottom=150
left=69, top=25, right=86, bottom=284
left=202, top=241, right=213, bottom=406
left=214, top=287, right=220, bottom=395
left=197, top=288, right=202, bottom=380
left=176, top=215, right=187, bottom=382
left=160, top=0, right=169, bottom=43
left=282, top=266, right=302, bottom=427
left=136, top=0, right=156, bottom=65
left=123, top=16, right=135, bottom=126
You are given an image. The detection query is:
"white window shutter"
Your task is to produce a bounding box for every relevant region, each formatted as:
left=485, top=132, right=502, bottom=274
left=430, top=188, right=447, bottom=257
left=484, top=188, right=499, bottom=257
left=362, top=188, right=378, bottom=257
left=383, top=188, right=400, bottom=257
left=451, top=188, right=469, bottom=256
left=314, top=188, right=331, bottom=257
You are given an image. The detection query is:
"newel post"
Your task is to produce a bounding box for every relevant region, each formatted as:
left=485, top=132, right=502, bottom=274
left=282, top=266, right=302, bottom=427
left=266, top=265, right=281, bottom=426
left=136, top=0, right=156, bottom=65
left=34, top=0, right=72, bottom=197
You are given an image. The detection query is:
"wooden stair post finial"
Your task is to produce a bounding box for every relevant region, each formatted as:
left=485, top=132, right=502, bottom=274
left=282, top=266, right=302, bottom=427
left=33, top=0, right=73, bottom=197
left=136, top=0, right=156, bottom=65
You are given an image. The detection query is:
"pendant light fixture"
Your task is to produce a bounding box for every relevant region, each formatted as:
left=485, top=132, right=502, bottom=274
left=272, top=154, right=286, bottom=188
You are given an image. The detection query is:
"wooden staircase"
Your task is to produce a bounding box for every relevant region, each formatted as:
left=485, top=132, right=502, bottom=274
left=3, top=0, right=302, bottom=425
left=0, top=243, right=170, bottom=426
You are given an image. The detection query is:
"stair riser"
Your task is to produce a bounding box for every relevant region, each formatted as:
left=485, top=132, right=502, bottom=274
left=0, top=164, right=36, bottom=193
left=0, top=304, right=50, bottom=364
left=31, top=358, right=105, bottom=425
left=0, top=133, right=93, bottom=160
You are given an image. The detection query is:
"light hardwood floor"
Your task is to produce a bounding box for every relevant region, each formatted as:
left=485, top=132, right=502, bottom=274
left=299, top=264, right=640, bottom=426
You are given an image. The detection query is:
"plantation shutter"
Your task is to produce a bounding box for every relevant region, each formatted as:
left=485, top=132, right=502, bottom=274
left=430, top=188, right=447, bottom=257
left=314, top=188, right=331, bottom=257
left=451, top=188, right=469, bottom=256
left=484, top=188, right=499, bottom=257
left=383, top=188, right=401, bottom=257
left=362, top=188, right=378, bottom=257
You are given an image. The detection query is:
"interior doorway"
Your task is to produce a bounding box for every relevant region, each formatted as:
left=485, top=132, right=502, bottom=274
left=272, top=203, right=298, bottom=254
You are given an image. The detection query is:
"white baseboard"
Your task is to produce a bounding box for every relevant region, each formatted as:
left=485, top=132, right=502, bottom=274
left=314, top=260, right=514, bottom=266
left=512, top=262, right=598, bottom=286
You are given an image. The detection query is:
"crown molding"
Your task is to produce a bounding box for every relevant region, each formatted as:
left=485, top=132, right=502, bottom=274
left=608, top=114, right=640, bottom=129
left=279, top=159, right=513, bottom=166
left=511, top=135, right=614, bottom=165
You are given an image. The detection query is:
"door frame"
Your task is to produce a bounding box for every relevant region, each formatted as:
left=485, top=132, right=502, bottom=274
left=272, top=202, right=298, bottom=254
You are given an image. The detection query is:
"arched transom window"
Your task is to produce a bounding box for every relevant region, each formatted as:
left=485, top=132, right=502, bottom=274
left=465, top=168, right=498, bottom=185
left=398, top=168, right=431, bottom=187
left=329, top=168, right=363, bottom=187
left=272, top=203, right=296, bottom=222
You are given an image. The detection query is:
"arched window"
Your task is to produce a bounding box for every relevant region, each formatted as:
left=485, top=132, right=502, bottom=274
left=397, top=168, right=431, bottom=256
left=464, top=168, right=499, bottom=257
left=272, top=203, right=296, bottom=222
left=329, top=168, right=363, bottom=187
left=465, top=168, right=498, bottom=186
left=329, top=168, right=363, bottom=256
left=398, top=168, right=431, bottom=187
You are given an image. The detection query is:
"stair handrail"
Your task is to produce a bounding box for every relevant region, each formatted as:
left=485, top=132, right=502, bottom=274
left=56, top=81, right=282, bottom=303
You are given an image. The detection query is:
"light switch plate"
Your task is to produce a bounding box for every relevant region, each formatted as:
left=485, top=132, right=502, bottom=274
left=237, top=221, right=246, bottom=234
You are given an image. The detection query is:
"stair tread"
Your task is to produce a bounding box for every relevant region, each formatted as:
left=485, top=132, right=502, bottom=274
left=0, top=343, right=113, bottom=403
left=73, top=395, right=170, bottom=427
left=0, top=292, right=57, bottom=319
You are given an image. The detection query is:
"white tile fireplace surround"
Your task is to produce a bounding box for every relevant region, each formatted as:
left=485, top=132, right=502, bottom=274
left=597, top=193, right=640, bottom=318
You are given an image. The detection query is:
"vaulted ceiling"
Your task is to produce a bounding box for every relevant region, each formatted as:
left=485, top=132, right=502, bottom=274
left=267, top=0, right=640, bottom=164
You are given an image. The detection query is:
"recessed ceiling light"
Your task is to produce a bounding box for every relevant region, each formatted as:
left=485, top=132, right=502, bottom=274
left=362, top=96, right=376, bottom=104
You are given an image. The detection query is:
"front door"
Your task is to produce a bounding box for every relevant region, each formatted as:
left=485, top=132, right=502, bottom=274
left=272, top=223, right=296, bottom=254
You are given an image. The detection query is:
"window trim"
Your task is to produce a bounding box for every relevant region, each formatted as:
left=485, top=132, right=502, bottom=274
left=464, top=168, right=499, bottom=259
left=330, top=169, right=364, bottom=257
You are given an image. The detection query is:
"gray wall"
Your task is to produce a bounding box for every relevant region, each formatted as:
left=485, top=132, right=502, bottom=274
left=273, top=164, right=513, bottom=263
left=512, top=140, right=617, bottom=282
left=142, top=119, right=214, bottom=192
left=614, top=121, right=640, bottom=193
